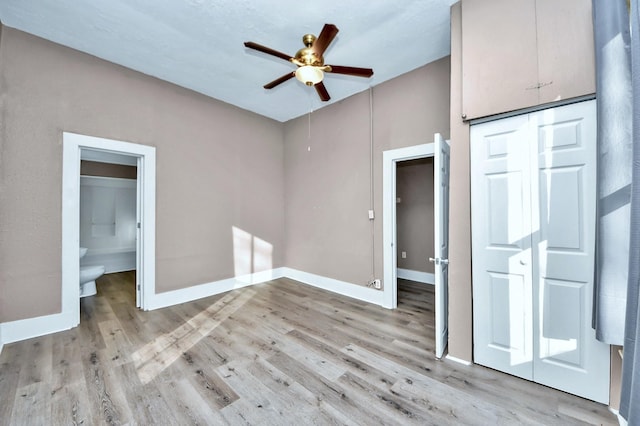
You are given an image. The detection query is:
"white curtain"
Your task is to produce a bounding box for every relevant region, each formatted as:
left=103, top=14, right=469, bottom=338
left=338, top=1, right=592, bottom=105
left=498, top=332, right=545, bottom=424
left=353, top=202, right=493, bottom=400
left=592, top=0, right=632, bottom=345
left=620, top=0, right=640, bottom=422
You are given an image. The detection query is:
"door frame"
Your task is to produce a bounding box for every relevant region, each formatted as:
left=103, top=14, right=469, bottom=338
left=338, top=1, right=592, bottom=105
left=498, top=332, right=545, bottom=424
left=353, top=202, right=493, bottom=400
left=382, top=142, right=435, bottom=309
left=62, top=132, right=156, bottom=326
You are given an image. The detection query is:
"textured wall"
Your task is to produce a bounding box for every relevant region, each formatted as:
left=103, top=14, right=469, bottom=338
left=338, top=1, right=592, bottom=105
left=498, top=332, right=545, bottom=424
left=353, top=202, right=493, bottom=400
left=396, top=158, right=435, bottom=274
left=0, top=27, right=285, bottom=322
left=447, top=1, right=474, bottom=362
left=283, top=57, right=451, bottom=287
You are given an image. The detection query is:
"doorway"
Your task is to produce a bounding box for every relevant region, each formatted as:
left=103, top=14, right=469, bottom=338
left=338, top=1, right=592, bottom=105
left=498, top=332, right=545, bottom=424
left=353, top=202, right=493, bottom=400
left=62, top=132, right=156, bottom=327
left=79, top=153, right=138, bottom=303
left=382, top=134, right=450, bottom=358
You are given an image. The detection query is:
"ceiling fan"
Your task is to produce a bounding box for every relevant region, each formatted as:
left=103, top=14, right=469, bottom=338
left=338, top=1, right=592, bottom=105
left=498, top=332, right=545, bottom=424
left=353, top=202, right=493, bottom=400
left=244, top=24, right=374, bottom=102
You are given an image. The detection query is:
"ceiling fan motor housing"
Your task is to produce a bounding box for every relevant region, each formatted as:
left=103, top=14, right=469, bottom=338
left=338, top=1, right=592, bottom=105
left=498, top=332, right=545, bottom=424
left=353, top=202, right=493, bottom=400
left=294, top=34, right=324, bottom=67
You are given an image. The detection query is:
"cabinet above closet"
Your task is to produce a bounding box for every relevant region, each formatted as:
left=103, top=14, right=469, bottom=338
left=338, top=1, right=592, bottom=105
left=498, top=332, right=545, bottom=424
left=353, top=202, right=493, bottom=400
left=461, top=0, right=595, bottom=120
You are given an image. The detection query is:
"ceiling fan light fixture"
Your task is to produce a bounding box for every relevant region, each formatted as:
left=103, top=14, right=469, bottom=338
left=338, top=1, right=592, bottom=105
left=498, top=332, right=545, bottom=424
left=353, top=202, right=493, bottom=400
left=295, top=65, right=323, bottom=86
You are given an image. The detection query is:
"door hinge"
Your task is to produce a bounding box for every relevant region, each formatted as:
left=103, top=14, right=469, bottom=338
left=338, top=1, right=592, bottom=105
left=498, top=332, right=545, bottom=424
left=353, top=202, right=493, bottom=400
left=137, top=284, right=140, bottom=290
left=137, top=222, right=141, bottom=229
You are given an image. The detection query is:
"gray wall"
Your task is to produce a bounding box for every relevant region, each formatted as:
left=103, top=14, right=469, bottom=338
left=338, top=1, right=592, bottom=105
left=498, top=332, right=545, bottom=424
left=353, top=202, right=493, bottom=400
left=0, top=26, right=285, bottom=322
left=396, top=158, right=435, bottom=274
left=284, top=57, right=451, bottom=287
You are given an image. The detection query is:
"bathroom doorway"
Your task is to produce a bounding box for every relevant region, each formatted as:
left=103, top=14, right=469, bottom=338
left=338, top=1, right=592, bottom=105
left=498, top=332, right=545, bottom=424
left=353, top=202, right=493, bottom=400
left=79, top=152, right=138, bottom=303
left=62, top=132, right=156, bottom=327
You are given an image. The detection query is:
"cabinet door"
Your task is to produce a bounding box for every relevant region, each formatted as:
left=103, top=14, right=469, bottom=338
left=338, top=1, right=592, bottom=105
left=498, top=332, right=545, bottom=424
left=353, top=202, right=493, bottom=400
left=462, top=0, right=539, bottom=120
left=530, top=101, right=608, bottom=404
left=536, top=0, right=596, bottom=104
left=461, top=0, right=596, bottom=120
left=471, top=114, right=534, bottom=380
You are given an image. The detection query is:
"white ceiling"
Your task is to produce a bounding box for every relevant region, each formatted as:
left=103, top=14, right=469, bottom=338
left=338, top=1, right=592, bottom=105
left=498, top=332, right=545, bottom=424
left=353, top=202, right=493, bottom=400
left=0, top=0, right=457, bottom=122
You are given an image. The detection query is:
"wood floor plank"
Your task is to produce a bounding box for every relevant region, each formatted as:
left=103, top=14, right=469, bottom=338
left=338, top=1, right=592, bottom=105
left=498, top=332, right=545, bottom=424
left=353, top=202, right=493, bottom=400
left=81, top=348, right=134, bottom=425
left=0, top=345, right=23, bottom=422
left=156, top=377, right=229, bottom=425
left=0, top=272, right=616, bottom=425
left=11, top=381, right=51, bottom=426
left=267, top=351, right=400, bottom=425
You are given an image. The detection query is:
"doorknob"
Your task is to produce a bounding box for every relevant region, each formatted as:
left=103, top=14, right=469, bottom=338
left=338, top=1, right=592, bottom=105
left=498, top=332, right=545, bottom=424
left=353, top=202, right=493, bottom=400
left=429, top=257, right=439, bottom=265
left=441, top=258, right=449, bottom=265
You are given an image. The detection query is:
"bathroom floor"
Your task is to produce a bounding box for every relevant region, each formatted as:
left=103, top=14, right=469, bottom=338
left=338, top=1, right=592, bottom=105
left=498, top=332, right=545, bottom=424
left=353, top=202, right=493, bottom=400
left=0, top=275, right=616, bottom=425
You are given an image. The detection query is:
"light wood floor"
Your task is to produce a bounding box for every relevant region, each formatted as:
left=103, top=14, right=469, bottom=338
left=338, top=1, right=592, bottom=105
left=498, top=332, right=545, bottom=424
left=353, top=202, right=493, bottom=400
left=0, top=273, right=616, bottom=425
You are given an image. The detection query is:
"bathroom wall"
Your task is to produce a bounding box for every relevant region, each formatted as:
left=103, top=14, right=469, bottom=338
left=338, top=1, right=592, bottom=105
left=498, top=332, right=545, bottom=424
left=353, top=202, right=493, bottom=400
left=396, top=158, right=435, bottom=275
left=79, top=176, right=137, bottom=273
left=81, top=160, right=137, bottom=179
left=0, top=26, right=285, bottom=322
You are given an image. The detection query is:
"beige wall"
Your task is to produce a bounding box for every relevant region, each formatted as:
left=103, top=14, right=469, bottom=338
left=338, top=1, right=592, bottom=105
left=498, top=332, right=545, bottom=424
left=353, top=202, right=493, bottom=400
left=81, top=160, right=137, bottom=180
left=284, top=57, right=450, bottom=288
left=396, top=158, right=435, bottom=274
left=447, top=1, right=474, bottom=362
left=0, top=27, right=285, bottom=322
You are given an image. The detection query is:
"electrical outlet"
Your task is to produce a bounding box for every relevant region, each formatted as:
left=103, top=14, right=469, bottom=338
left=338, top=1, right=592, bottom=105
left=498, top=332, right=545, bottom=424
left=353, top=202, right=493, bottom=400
left=401, top=251, right=407, bottom=259
left=368, top=279, right=381, bottom=289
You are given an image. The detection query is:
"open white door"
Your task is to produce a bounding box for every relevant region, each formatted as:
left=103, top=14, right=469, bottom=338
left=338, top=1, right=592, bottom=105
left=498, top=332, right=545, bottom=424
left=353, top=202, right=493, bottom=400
left=432, top=133, right=450, bottom=359
left=135, top=156, right=143, bottom=308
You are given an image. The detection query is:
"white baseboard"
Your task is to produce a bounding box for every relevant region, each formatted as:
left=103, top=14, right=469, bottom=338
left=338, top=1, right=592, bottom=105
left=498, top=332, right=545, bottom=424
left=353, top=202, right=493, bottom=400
left=607, top=407, right=627, bottom=426
left=1, top=266, right=387, bottom=345
left=282, top=267, right=385, bottom=306
left=445, top=354, right=472, bottom=366
left=0, top=311, right=76, bottom=345
left=145, top=267, right=286, bottom=310
left=397, top=268, right=434, bottom=285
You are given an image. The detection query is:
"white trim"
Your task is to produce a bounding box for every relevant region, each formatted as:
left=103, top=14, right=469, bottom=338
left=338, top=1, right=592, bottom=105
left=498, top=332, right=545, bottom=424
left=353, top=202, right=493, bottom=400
left=63, top=132, right=156, bottom=328
left=445, top=354, right=472, bottom=366
left=396, top=269, right=434, bottom=285
left=609, top=408, right=627, bottom=426
left=0, top=267, right=393, bottom=344
left=383, top=143, right=435, bottom=309
left=0, top=312, right=76, bottom=345
left=283, top=267, right=386, bottom=307
left=146, top=268, right=286, bottom=310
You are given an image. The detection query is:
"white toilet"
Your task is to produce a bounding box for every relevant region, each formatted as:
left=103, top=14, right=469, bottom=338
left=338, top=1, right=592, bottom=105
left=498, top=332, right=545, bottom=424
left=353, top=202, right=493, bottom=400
left=79, top=247, right=105, bottom=298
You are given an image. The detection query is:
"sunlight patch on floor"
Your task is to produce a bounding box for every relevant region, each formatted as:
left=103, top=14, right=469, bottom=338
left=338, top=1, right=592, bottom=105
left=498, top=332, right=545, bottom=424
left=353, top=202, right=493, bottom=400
left=132, top=289, right=256, bottom=384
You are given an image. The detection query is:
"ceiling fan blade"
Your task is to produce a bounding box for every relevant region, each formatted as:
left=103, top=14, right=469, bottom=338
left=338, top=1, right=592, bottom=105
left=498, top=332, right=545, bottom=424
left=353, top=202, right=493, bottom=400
left=326, top=65, right=374, bottom=78
left=315, top=82, right=331, bottom=101
left=264, top=72, right=296, bottom=89
left=244, top=41, right=292, bottom=62
left=312, top=24, right=339, bottom=57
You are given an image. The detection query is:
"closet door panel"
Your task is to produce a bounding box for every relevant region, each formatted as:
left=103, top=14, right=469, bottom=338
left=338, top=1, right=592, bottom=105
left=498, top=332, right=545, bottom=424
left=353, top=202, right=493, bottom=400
left=471, top=114, right=533, bottom=380
left=472, top=100, right=609, bottom=403
left=531, top=101, right=609, bottom=404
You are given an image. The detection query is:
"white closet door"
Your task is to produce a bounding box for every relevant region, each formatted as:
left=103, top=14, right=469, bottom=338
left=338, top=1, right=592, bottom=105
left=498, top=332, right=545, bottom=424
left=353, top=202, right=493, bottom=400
left=471, top=114, right=534, bottom=380
left=471, top=100, right=609, bottom=404
left=530, top=101, right=609, bottom=403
